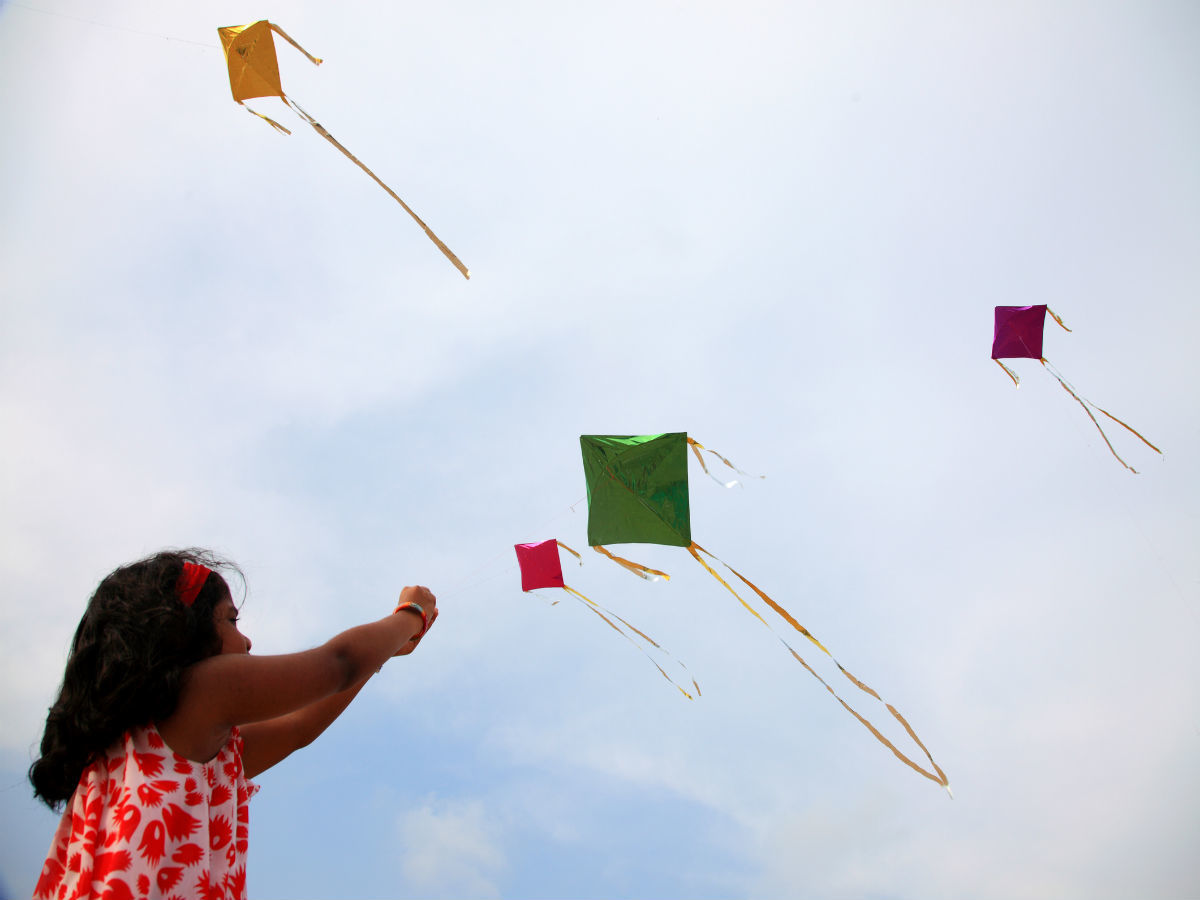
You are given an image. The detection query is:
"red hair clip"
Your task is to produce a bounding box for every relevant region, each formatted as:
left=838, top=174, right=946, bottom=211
left=177, top=562, right=212, bottom=607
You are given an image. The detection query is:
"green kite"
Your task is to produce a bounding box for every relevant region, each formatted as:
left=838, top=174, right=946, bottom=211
left=580, top=432, right=951, bottom=794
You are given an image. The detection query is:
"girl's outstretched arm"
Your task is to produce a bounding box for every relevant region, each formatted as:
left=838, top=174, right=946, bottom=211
left=239, top=675, right=370, bottom=778
left=160, top=586, right=436, bottom=763
left=240, top=605, right=439, bottom=777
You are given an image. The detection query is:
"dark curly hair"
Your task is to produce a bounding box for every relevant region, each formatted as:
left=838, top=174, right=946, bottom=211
left=29, top=549, right=241, bottom=809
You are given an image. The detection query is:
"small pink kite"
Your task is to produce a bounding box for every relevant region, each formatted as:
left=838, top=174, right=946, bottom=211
left=992, top=305, right=1162, bottom=473
left=514, top=539, right=698, bottom=699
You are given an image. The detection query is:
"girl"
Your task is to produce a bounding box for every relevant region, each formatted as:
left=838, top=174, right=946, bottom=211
left=30, top=548, right=438, bottom=899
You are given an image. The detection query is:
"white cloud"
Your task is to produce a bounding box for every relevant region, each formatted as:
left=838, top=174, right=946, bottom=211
left=396, top=797, right=507, bottom=899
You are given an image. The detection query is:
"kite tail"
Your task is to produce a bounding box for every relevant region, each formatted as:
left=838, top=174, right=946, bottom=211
left=1041, top=359, right=1161, bottom=473
left=592, top=545, right=670, bottom=581
left=239, top=103, right=293, bottom=135
left=266, top=22, right=323, bottom=66
left=282, top=98, right=471, bottom=280
left=561, top=585, right=697, bottom=699
left=556, top=540, right=583, bottom=565
left=994, top=358, right=1021, bottom=387
left=686, top=542, right=950, bottom=794
left=687, top=437, right=764, bottom=488
left=1046, top=307, right=1072, bottom=332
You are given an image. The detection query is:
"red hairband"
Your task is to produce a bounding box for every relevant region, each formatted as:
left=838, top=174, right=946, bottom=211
left=177, top=562, right=212, bottom=607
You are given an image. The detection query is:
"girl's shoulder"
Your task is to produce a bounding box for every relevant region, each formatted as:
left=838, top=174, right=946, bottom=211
left=79, top=722, right=259, bottom=805
left=99, top=723, right=250, bottom=777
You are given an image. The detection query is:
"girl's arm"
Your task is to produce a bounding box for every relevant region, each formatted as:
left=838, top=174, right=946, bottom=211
left=160, top=587, right=436, bottom=763
left=239, top=606, right=439, bottom=777
left=239, top=675, right=371, bottom=778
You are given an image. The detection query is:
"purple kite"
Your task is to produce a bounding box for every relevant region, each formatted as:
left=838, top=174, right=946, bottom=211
left=992, top=305, right=1161, bottom=473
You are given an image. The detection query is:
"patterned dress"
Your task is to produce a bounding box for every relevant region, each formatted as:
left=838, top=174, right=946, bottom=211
left=36, top=724, right=259, bottom=900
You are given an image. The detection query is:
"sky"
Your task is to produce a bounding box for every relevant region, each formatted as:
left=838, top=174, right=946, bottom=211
left=1, top=0, right=1198, bottom=897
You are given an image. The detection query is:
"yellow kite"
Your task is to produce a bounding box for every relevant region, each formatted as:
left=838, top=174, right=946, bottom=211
left=218, top=21, right=469, bottom=279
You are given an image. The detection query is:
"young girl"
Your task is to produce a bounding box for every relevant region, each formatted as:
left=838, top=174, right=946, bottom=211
left=30, top=548, right=438, bottom=899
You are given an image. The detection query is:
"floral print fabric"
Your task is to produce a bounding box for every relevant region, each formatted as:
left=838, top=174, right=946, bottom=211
left=36, top=724, right=259, bottom=900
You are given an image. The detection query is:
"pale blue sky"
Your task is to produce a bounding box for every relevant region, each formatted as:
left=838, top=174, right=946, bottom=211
left=2, top=1, right=1198, bottom=897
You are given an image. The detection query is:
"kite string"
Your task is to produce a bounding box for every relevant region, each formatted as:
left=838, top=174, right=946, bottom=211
left=8, top=2, right=219, bottom=48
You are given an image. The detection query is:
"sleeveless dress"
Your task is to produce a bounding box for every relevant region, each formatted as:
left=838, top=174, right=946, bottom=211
left=35, top=724, right=259, bottom=900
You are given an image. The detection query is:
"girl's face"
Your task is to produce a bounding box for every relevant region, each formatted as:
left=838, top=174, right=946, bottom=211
left=213, top=596, right=252, bottom=655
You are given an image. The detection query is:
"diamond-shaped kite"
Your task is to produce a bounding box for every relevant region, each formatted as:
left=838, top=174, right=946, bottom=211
left=514, top=539, right=697, bottom=698
left=218, top=20, right=469, bottom=279
left=992, top=305, right=1160, bottom=472
left=580, top=433, right=951, bottom=793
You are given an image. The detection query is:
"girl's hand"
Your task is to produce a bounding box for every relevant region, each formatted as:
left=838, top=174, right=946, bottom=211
left=393, top=585, right=438, bottom=656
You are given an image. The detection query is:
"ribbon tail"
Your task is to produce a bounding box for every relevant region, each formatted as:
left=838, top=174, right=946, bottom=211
left=267, top=22, right=324, bottom=66
left=1094, top=406, right=1163, bottom=456
left=687, top=437, right=763, bottom=487
left=691, top=542, right=829, bottom=655
left=561, top=586, right=694, bottom=699
left=885, top=703, right=951, bottom=787
left=1046, top=307, right=1072, bottom=332
left=785, top=641, right=948, bottom=788
left=687, top=542, right=949, bottom=793
left=285, top=99, right=470, bottom=279
left=592, top=545, right=670, bottom=581
left=566, top=587, right=700, bottom=691
left=1042, top=360, right=1141, bottom=473
left=685, top=543, right=768, bottom=627
left=240, top=103, right=292, bottom=135
left=994, top=358, right=1020, bottom=387
left=556, top=540, right=584, bottom=565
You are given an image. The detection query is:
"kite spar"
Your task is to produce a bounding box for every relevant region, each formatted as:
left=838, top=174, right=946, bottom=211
left=218, top=21, right=469, bottom=279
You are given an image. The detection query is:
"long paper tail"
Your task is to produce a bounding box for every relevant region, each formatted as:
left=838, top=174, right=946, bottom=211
left=284, top=99, right=470, bottom=279
left=1046, top=306, right=1072, bottom=332
left=1041, top=359, right=1161, bottom=474
left=561, top=585, right=698, bottom=699
left=994, top=358, right=1021, bottom=387
left=687, top=437, right=764, bottom=488
left=592, top=545, right=670, bottom=581
left=686, top=542, right=950, bottom=793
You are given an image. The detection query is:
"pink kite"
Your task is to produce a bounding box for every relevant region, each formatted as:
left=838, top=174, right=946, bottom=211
left=514, top=539, right=698, bottom=698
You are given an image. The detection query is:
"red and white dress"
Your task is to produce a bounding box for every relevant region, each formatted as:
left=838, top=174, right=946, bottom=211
left=36, top=724, right=259, bottom=900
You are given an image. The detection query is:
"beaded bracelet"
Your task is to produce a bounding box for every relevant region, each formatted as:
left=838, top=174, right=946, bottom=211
left=394, top=600, right=430, bottom=638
